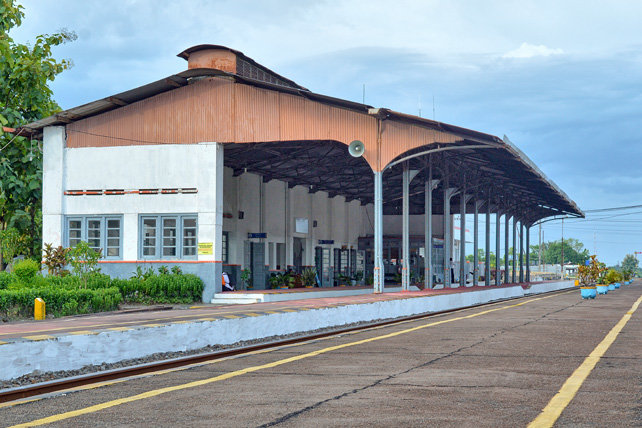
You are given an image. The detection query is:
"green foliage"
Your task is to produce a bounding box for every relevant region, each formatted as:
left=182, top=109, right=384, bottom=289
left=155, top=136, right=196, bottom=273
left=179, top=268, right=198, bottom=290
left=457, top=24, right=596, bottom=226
left=301, top=267, right=317, bottom=287
left=113, top=273, right=203, bottom=304
left=42, top=243, right=70, bottom=276
left=157, top=265, right=169, bottom=275
left=170, top=265, right=182, bottom=275
left=131, top=265, right=155, bottom=281
left=0, top=227, right=27, bottom=267
left=0, top=286, right=121, bottom=318
left=0, top=270, right=12, bottom=289
left=68, top=241, right=101, bottom=287
left=604, top=269, right=622, bottom=285
left=620, top=254, right=639, bottom=274
left=240, top=268, right=252, bottom=289
left=529, top=238, right=590, bottom=265
left=0, top=1, right=76, bottom=266
left=12, top=257, right=38, bottom=282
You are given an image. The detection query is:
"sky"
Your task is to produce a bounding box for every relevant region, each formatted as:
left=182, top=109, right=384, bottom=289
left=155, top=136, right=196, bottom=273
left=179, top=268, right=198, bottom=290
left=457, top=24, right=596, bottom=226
left=9, top=0, right=642, bottom=265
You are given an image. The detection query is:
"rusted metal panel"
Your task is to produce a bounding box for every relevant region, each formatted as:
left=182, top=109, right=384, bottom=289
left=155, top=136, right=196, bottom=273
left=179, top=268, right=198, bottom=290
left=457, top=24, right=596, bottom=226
left=379, top=120, right=459, bottom=168
left=67, top=76, right=455, bottom=172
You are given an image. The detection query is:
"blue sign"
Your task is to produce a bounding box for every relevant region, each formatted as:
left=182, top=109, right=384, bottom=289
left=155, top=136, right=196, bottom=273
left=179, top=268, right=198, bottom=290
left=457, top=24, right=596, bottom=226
left=248, top=233, right=267, bottom=239
left=318, top=239, right=334, bottom=245
left=585, top=260, right=590, bottom=266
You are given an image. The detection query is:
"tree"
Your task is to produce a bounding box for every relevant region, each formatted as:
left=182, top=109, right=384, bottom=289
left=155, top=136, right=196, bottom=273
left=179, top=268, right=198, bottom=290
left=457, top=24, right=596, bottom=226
left=530, top=239, right=589, bottom=265
left=620, top=254, right=639, bottom=274
left=0, top=0, right=75, bottom=269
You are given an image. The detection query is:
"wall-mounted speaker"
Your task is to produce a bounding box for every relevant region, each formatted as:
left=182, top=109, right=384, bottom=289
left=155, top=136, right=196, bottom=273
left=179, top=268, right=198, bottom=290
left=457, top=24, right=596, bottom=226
left=348, top=140, right=365, bottom=157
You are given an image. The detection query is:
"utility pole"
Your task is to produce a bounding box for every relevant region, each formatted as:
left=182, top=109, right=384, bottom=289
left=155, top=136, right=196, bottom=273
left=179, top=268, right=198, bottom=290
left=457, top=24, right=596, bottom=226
left=561, top=218, right=565, bottom=280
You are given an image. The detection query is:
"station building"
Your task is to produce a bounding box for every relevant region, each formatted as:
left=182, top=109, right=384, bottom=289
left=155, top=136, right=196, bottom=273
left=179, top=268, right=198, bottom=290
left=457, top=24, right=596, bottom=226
left=21, top=45, right=583, bottom=302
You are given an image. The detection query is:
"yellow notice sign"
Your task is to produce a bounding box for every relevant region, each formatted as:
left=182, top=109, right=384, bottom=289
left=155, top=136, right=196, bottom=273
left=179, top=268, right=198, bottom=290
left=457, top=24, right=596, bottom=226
left=198, top=242, right=213, bottom=255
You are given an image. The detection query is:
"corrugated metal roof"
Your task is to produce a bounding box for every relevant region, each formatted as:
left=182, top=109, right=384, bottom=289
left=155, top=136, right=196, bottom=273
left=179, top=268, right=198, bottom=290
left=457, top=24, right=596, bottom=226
left=17, top=49, right=583, bottom=220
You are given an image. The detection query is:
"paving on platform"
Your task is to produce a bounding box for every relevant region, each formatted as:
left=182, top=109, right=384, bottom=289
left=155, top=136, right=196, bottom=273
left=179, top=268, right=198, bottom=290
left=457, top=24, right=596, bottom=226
left=0, top=281, right=556, bottom=345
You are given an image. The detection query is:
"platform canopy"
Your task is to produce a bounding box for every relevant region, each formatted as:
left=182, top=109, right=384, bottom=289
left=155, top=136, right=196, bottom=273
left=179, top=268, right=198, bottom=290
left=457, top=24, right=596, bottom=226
left=17, top=45, right=583, bottom=224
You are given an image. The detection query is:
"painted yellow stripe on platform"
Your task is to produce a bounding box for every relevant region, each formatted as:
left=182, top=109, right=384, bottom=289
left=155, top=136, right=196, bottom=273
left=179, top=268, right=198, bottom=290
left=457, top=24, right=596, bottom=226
left=243, top=313, right=260, bottom=317
left=106, top=327, right=131, bottom=332
left=10, top=292, right=567, bottom=427
left=263, top=311, right=279, bottom=314
left=196, top=318, right=218, bottom=322
left=279, top=309, right=297, bottom=313
left=22, top=335, right=55, bottom=341
left=528, top=294, right=642, bottom=428
left=222, top=315, right=240, bottom=319
left=0, top=340, right=7, bottom=345
left=140, top=324, right=163, bottom=328
left=68, top=330, right=98, bottom=336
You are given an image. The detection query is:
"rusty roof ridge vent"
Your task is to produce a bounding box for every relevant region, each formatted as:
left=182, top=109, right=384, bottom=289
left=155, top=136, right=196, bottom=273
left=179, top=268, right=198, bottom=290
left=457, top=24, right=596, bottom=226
left=177, top=44, right=308, bottom=91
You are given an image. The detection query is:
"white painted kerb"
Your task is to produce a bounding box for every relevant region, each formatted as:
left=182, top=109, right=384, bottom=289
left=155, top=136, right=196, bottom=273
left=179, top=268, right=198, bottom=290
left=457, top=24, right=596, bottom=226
left=0, top=281, right=573, bottom=381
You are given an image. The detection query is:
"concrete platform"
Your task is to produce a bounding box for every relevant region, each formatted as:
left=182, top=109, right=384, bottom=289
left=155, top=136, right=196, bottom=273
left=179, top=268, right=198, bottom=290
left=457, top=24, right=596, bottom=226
left=0, top=280, right=575, bottom=381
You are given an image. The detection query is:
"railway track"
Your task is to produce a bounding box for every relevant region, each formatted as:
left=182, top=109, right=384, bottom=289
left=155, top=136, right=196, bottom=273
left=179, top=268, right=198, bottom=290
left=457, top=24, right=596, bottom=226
left=0, top=287, right=572, bottom=404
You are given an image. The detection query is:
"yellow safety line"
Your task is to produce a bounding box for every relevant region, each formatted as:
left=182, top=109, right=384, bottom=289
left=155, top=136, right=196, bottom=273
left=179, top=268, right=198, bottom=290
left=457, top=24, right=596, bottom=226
left=9, top=293, right=564, bottom=427
left=0, top=293, right=564, bottom=411
left=21, top=335, right=55, bottom=341
left=528, top=294, right=642, bottom=428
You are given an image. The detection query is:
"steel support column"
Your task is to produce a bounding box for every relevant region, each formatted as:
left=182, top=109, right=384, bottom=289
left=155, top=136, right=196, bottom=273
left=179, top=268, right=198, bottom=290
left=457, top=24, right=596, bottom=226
left=473, top=199, right=484, bottom=287
left=519, top=222, right=524, bottom=283
left=444, top=184, right=457, bottom=288
left=424, top=172, right=439, bottom=290
left=496, top=211, right=501, bottom=286
left=373, top=171, right=384, bottom=293
left=485, top=198, right=491, bottom=286
left=512, top=217, right=517, bottom=283
left=459, top=193, right=471, bottom=287
left=504, top=214, right=510, bottom=284
left=402, top=164, right=410, bottom=291
left=525, top=224, right=531, bottom=282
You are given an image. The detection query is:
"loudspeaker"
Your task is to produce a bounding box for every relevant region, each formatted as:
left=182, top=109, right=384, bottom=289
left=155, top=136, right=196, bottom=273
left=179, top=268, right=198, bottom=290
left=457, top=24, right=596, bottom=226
left=348, top=140, right=365, bottom=157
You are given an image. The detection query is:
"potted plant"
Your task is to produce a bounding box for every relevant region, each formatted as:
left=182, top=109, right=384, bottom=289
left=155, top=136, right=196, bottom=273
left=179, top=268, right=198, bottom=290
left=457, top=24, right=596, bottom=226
left=240, top=269, right=252, bottom=290
left=353, top=270, right=364, bottom=286
left=592, top=257, right=609, bottom=295
left=301, top=268, right=317, bottom=288
left=577, top=262, right=596, bottom=299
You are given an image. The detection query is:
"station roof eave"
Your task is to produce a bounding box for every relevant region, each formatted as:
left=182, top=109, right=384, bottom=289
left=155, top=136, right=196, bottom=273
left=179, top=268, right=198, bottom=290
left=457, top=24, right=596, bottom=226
left=16, top=64, right=583, bottom=222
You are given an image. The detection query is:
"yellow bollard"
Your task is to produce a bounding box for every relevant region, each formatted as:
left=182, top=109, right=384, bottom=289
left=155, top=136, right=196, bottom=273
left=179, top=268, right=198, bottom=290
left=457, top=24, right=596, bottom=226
left=34, top=298, right=46, bottom=320
left=574, top=280, right=579, bottom=286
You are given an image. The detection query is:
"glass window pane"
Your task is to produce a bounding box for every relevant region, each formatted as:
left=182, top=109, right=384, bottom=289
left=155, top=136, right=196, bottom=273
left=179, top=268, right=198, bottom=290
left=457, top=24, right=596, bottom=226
left=107, top=238, right=119, bottom=247
left=142, top=218, right=157, bottom=257
left=163, top=247, right=176, bottom=256
left=68, top=220, right=81, bottom=229
left=108, top=229, right=120, bottom=237
left=107, top=247, right=119, bottom=257
left=163, top=218, right=176, bottom=228
left=163, top=237, right=176, bottom=247
left=107, top=219, right=120, bottom=229
left=182, top=217, right=197, bottom=257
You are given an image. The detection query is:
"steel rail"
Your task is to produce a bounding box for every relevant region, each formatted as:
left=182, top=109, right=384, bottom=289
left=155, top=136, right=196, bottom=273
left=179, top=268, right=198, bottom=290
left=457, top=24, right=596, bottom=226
left=0, top=287, right=572, bottom=404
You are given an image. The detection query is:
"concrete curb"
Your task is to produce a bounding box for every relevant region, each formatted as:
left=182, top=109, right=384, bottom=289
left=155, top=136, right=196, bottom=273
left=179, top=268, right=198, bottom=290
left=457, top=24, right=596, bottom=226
left=0, top=281, right=573, bottom=381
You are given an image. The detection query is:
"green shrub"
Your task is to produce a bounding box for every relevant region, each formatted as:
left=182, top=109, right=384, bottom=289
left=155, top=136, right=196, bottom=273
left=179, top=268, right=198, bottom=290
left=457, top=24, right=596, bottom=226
left=0, top=287, right=121, bottom=318
left=12, top=259, right=40, bottom=283
left=114, top=273, right=203, bottom=304
left=604, top=269, right=622, bottom=285
left=0, top=272, right=14, bottom=289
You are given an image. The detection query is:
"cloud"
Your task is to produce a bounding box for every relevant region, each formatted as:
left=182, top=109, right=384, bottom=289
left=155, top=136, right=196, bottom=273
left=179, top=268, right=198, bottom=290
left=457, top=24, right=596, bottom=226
left=502, top=43, right=564, bottom=59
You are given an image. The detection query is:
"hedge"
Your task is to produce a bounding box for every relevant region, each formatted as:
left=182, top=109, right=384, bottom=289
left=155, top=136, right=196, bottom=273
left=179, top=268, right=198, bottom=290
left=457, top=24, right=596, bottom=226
left=0, top=287, right=122, bottom=318
left=112, top=274, right=204, bottom=304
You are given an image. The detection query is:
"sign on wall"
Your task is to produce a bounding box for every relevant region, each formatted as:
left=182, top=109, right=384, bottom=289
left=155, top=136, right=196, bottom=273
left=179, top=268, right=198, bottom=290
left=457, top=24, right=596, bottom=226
left=198, top=242, right=213, bottom=255
left=248, top=232, right=267, bottom=239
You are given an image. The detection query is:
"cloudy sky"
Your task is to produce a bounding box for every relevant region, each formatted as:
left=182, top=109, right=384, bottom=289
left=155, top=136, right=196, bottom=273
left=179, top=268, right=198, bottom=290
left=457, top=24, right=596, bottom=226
left=10, top=0, right=642, bottom=265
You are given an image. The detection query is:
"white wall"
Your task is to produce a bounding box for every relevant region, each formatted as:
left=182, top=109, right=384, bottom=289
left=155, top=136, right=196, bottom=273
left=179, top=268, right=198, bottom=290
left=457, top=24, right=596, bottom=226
left=45, top=140, right=224, bottom=264
left=222, top=168, right=375, bottom=269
